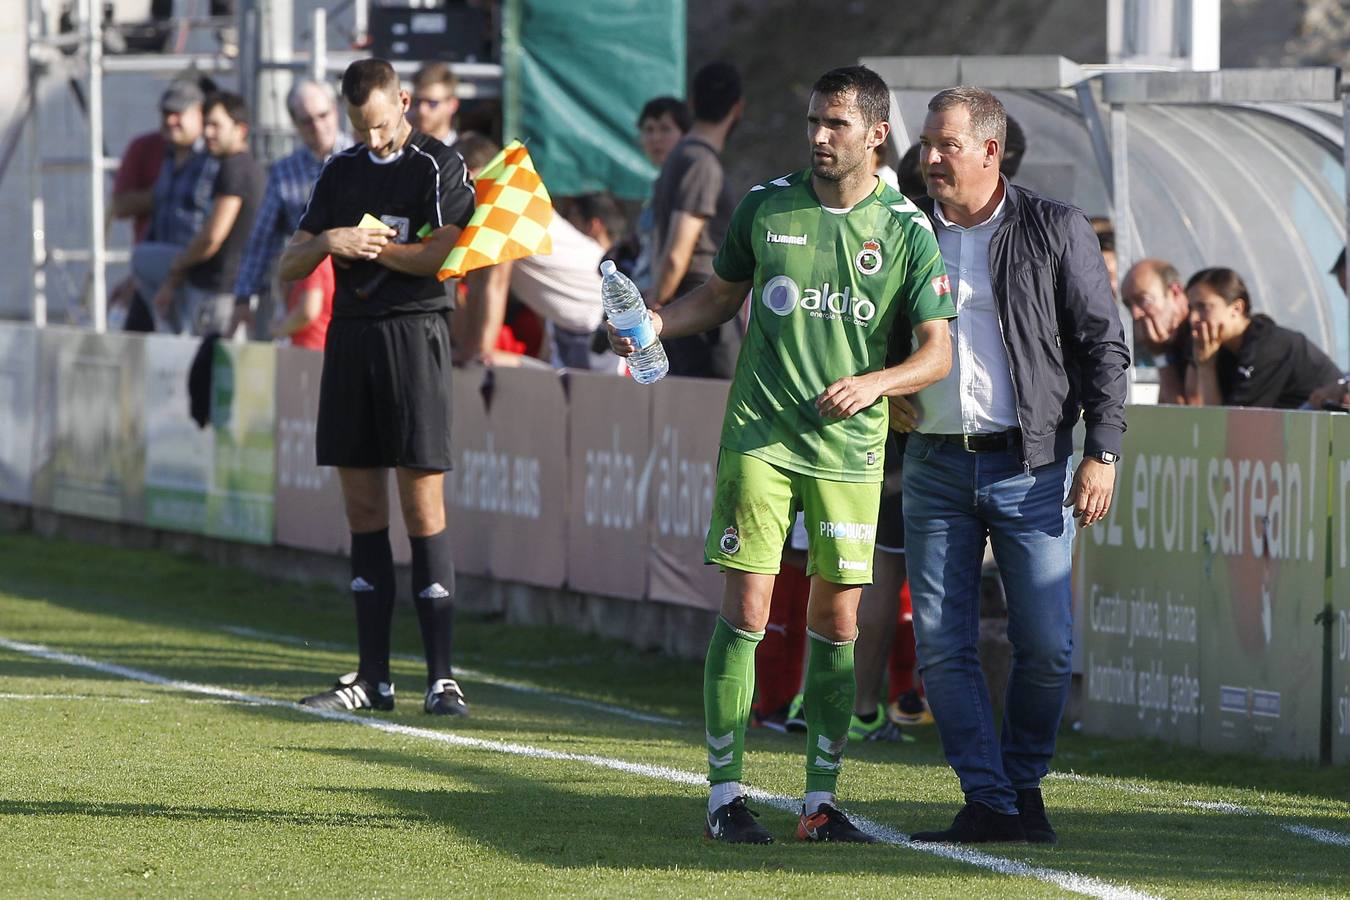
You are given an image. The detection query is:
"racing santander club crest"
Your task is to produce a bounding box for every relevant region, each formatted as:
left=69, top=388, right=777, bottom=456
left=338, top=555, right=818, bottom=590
left=855, top=238, right=882, bottom=276
left=719, top=526, right=741, bottom=555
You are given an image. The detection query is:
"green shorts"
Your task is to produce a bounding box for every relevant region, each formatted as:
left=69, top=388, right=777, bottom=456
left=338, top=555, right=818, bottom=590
left=704, top=449, right=881, bottom=585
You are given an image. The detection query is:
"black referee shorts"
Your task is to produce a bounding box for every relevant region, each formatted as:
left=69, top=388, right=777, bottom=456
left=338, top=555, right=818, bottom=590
left=876, top=431, right=905, bottom=554
left=316, top=311, right=453, bottom=471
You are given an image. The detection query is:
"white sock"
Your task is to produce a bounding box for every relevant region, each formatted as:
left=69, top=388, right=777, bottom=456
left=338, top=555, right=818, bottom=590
left=709, top=781, right=744, bottom=815
left=804, top=791, right=836, bottom=816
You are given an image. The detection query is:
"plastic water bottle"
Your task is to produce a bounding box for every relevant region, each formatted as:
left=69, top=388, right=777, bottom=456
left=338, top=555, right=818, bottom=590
left=600, top=259, right=668, bottom=384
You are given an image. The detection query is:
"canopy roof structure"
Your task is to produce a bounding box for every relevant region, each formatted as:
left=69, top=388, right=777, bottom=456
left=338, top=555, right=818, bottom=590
left=866, top=56, right=1348, bottom=368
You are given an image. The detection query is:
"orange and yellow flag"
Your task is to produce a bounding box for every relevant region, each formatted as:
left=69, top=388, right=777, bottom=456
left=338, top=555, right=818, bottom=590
left=437, top=140, right=553, bottom=281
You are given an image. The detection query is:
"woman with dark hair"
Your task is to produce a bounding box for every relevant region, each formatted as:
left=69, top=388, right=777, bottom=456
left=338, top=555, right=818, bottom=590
left=1185, top=266, right=1339, bottom=409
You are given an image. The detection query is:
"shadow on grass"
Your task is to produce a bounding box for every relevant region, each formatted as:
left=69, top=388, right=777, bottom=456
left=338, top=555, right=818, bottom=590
left=0, top=798, right=419, bottom=829
left=0, top=533, right=704, bottom=721
left=289, top=745, right=1350, bottom=893
left=1052, top=730, right=1350, bottom=804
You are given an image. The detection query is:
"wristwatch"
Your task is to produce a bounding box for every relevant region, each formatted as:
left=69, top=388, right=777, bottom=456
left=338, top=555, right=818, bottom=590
left=1090, top=450, right=1119, bottom=465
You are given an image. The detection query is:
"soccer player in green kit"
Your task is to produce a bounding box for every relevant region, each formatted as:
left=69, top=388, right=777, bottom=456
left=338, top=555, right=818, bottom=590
left=612, top=66, right=955, bottom=843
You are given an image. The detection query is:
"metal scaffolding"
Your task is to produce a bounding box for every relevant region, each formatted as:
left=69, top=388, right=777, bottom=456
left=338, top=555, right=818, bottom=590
left=19, top=0, right=501, bottom=332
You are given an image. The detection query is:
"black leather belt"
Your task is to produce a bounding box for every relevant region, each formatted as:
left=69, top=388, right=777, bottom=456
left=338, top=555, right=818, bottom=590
left=930, top=430, right=1021, bottom=453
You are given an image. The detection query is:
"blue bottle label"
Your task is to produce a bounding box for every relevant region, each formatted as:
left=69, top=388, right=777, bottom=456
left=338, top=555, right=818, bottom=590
left=619, top=319, right=656, bottom=350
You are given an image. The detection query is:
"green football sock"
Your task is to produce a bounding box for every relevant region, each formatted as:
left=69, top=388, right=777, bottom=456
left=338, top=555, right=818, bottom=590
left=803, top=628, right=856, bottom=795
left=704, top=617, right=763, bottom=785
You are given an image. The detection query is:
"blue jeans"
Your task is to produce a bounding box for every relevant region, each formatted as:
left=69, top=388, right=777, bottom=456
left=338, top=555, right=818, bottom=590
left=902, top=433, right=1074, bottom=815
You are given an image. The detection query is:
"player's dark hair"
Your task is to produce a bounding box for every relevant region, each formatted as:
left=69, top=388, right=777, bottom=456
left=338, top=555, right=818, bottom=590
left=691, top=62, right=742, bottom=123
left=811, top=65, right=890, bottom=129
left=450, top=131, right=501, bottom=174
left=570, top=192, right=626, bottom=243
left=638, top=95, right=692, bottom=133
left=204, top=91, right=249, bottom=125
left=1186, top=267, right=1252, bottom=318
left=341, top=58, right=401, bottom=107
left=1090, top=217, right=1115, bottom=254
left=1003, top=114, right=1027, bottom=177
left=897, top=141, right=925, bottom=202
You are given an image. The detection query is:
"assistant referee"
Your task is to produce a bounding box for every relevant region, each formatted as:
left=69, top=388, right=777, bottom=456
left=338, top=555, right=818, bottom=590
left=279, top=58, right=475, bottom=717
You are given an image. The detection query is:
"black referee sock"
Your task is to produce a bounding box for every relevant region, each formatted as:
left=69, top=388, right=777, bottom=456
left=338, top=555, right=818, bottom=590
left=350, top=528, right=396, bottom=687
left=410, top=529, right=456, bottom=687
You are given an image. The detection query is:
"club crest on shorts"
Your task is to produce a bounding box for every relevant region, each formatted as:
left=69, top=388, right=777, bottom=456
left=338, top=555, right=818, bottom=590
left=855, top=238, right=883, bottom=276
left=719, top=526, right=741, bottom=555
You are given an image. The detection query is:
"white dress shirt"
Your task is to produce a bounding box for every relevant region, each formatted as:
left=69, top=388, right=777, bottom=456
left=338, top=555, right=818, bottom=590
left=913, top=183, right=1020, bottom=436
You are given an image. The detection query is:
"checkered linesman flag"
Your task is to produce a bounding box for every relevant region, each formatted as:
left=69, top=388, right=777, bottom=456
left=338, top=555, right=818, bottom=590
left=436, top=140, right=554, bottom=280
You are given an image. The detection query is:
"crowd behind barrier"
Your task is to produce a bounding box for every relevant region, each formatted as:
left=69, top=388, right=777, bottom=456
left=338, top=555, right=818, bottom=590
left=1, top=321, right=1347, bottom=764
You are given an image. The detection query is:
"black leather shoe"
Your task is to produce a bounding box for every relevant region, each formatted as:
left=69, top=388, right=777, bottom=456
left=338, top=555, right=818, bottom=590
left=911, top=802, right=1026, bottom=843
left=1016, top=788, right=1058, bottom=844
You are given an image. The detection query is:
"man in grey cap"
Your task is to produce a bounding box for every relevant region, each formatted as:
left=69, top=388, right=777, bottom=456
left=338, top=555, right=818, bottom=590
left=130, top=77, right=221, bottom=332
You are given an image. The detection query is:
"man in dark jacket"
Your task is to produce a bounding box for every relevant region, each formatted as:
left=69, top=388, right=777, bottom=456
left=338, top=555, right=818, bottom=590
left=893, top=87, right=1129, bottom=845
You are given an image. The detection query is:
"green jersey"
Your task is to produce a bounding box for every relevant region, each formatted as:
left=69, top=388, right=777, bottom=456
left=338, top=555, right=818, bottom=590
left=712, top=169, right=955, bottom=483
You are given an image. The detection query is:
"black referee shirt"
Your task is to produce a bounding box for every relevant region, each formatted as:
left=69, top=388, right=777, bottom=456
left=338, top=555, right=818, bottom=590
left=298, top=130, right=474, bottom=318
left=1217, top=313, right=1341, bottom=409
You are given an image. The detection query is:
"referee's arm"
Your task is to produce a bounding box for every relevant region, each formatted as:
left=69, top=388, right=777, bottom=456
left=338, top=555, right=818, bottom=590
left=278, top=225, right=396, bottom=282
left=372, top=224, right=464, bottom=277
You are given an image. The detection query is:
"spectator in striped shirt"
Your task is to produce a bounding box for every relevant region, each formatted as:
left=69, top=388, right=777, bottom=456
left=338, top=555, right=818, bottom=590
left=229, top=79, right=352, bottom=338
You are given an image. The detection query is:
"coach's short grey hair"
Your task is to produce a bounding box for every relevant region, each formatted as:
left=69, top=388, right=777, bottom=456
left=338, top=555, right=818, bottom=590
left=928, top=86, right=1007, bottom=152
left=286, top=78, right=338, bottom=121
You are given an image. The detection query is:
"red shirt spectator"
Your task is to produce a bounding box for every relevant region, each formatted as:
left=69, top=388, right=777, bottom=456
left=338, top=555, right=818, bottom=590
left=112, top=131, right=167, bottom=244
left=276, top=256, right=333, bottom=350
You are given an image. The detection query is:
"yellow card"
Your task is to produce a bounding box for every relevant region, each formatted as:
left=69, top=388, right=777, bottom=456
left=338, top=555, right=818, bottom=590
left=357, top=213, right=386, bottom=230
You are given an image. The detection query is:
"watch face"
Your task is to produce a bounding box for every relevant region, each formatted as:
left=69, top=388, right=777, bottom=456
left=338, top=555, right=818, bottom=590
left=1098, top=451, right=1119, bottom=464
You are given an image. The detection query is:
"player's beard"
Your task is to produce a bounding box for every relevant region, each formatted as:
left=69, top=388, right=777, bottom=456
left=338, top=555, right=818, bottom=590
left=811, top=144, right=866, bottom=183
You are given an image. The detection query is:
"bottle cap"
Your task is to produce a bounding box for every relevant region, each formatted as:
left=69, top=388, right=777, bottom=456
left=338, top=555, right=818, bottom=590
left=599, top=260, right=617, bottom=277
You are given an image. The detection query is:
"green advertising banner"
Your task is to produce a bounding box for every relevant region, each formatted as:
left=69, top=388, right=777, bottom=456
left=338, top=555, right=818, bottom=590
left=1329, top=414, right=1350, bottom=765
left=502, top=0, right=685, bottom=199
left=205, top=342, right=276, bottom=544
left=1081, top=406, right=1330, bottom=760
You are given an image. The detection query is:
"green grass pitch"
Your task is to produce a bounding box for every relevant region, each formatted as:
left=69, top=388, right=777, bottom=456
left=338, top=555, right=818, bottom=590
left=0, top=533, right=1345, bottom=898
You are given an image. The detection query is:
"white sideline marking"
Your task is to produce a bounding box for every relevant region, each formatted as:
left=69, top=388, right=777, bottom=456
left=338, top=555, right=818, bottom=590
left=0, top=691, right=259, bottom=706
left=1184, top=800, right=1257, bottom=816
left=1049, top=773, right=1350, bottom=847
left=220, top=625, right=683, bottom=727
left=0, top=692, right=152, bottom=704
left=0, top=635, right=1155, bottom=900
left=1281, top=824, right=1350, bottom=847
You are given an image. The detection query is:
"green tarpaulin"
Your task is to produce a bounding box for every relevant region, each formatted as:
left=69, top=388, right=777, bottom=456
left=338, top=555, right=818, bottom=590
left=502, top=0, right=685, bottom=200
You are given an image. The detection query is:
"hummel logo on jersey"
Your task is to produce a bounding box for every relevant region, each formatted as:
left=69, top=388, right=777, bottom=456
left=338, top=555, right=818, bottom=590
left=838, top=558, right=868, bottom=572
left=1237, top=365, right=1255, bottom=379
left=766, top=228, right=808, bottom=246
left=419, top=582, right=451, bottom=600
